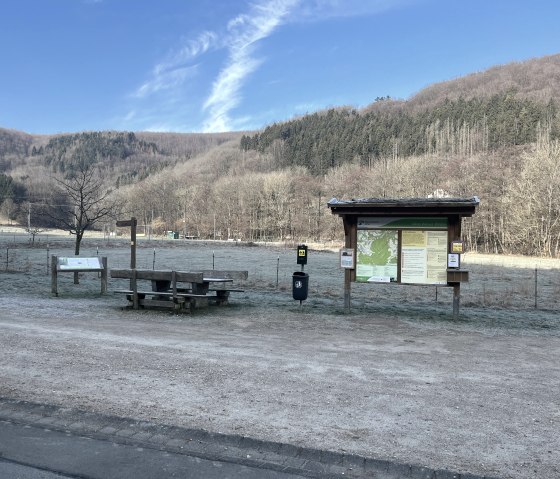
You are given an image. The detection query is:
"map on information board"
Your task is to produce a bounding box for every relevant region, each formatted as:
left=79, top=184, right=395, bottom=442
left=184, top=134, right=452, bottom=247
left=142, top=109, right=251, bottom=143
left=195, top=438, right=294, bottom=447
left=356, top=230, right=398, bottom=282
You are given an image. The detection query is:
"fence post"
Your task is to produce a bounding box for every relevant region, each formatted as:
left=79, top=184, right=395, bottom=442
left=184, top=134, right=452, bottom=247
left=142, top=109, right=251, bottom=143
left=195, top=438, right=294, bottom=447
left=534, top=266, right=538, bottom=309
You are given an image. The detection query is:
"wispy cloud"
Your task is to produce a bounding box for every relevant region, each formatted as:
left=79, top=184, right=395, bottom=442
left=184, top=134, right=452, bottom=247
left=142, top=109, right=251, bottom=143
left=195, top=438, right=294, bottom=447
left=132, top=31, right=217, bottom=99
left=125, top=0, right=408, bottom=132
left=289, top=0, right=411, bottom=21
left=201, top=0, right=299, bottom=132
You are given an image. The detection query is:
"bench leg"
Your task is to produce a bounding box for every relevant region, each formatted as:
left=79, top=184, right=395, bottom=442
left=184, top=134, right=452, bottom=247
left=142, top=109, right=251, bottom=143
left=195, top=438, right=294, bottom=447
left=191, top=297, right=209, bottom=309
left=215, top=290, right=230, bottom=306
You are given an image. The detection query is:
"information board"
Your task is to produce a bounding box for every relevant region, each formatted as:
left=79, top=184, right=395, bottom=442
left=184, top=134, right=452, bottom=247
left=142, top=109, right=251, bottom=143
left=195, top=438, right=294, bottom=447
left=356, top=217, right=448, bottom=285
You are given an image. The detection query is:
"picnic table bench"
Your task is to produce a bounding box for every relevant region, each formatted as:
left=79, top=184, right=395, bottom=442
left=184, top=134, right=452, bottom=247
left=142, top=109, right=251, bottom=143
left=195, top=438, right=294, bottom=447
left=110, top=269, right=247, bottom=312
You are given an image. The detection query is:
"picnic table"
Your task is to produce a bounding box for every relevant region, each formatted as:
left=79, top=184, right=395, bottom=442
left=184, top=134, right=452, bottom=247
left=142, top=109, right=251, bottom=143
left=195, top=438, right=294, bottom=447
left=110, top=269, right=247, bottom=312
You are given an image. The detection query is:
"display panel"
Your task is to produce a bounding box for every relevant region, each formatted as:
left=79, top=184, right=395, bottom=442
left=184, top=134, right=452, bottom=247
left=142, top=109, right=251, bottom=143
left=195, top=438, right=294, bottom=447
left=356, top=230, right=398, bottom=282
left=401, top=230, right=447, bottom=284
left=58, top=257, right=103, bottom=270
left=356, top=217, right=448, bottom=285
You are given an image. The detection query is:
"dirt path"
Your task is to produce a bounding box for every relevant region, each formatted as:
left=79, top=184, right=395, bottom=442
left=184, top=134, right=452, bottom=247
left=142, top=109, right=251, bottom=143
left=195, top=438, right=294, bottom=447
left=1, top=285, right=559, bottom=479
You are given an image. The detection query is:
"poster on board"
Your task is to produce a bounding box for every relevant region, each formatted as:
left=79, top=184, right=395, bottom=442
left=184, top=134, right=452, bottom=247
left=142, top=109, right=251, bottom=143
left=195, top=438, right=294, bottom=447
left=356, top=230, right=398, bottom=282
left=401, top=230, right=447, bottom=284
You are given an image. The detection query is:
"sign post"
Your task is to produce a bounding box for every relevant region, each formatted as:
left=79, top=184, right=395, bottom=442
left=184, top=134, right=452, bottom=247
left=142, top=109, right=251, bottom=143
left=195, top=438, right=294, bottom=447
left=116, top=217, right=137, bottom=291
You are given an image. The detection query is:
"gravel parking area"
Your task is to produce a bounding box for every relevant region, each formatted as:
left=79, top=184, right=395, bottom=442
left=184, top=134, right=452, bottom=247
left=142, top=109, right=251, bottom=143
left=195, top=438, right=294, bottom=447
left=1, top=238, right=559, bottom=478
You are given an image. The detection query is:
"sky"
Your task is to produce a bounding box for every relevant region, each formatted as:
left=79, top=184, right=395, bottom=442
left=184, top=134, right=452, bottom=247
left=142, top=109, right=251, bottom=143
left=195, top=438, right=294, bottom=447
left=1, top=0, right=560, bottom=135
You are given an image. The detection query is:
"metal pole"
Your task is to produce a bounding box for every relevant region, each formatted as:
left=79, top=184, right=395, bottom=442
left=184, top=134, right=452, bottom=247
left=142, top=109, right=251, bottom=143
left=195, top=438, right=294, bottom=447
left=276, top=256, right=279, bottom=288
left=534, top=266, right=538, bottom=309
left=153, top=248, right=156, bottom=270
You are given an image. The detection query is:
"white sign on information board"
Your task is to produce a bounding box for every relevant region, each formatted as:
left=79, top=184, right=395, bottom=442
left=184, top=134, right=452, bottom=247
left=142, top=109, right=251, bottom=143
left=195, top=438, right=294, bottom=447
left=340, top=248, right=355, bottom=269
left=58, top=257, right=103, bottom=270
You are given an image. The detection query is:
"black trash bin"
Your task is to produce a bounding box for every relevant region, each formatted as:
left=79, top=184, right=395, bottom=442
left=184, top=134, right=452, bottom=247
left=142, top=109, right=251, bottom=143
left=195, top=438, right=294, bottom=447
left=292, top=271, right=309, bottom=301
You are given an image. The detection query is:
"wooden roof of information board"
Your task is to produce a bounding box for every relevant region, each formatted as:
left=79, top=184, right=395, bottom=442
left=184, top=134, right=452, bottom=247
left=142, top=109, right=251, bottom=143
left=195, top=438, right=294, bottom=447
left=327, top=196, right=480, bottom=217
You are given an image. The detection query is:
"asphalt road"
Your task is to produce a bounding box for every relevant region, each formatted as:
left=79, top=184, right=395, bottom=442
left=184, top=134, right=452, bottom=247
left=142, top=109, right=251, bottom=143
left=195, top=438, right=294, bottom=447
left=0, top=420, right=309, bottom=479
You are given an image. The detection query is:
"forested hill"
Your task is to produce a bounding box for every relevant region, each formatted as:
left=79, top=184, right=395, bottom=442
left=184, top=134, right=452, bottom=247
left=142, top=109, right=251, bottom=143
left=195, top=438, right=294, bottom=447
left=0, top=129, right=242, bottom=187
left=242, top=54, right=560, bottom=175
left=241, top=92, right=558, bottom=175
left=408, top=53, right=560, bottom=110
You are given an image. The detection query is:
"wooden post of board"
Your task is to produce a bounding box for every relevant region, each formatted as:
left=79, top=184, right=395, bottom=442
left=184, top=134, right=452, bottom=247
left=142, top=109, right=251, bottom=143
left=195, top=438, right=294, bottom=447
left=453, top=284, right=460, bottom=320
left=449, top=215, right=462, bottom=320
left=132, top=268, right=139, bottom=310
left=51, top=255, right=58, bottom=296
left=343, top=218, right=356, bottom=314
left=101, top=256, right=108, bottom=294
left=116, top=217, right=137, bottom=290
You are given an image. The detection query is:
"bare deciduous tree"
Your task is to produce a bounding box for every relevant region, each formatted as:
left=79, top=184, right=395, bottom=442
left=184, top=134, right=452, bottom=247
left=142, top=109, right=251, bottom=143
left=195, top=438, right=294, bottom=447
left=49, top=161, right=120, bottom=257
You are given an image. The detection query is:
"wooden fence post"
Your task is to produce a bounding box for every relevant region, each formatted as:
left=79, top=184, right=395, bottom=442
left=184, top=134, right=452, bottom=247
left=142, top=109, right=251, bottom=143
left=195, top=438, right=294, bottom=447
left=51, top=255, right=58, bottom=296
left=101, top=256, right=108, bottom=294
left=132, top=268, right=138, bottom=310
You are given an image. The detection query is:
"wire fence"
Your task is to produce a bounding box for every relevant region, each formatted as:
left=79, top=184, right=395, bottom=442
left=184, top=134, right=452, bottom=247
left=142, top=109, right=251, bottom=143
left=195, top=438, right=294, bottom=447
left=1, top=232, right=560, bottom=312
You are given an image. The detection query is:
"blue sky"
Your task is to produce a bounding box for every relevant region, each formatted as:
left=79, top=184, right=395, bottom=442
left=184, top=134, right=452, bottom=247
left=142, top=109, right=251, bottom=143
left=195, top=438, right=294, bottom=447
left=1, top=0, right=559, bottom=135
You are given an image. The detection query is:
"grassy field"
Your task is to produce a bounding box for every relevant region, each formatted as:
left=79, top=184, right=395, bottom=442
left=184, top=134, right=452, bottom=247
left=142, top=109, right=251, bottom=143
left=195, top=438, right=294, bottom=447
left=1, top=228, right=559, bottom=325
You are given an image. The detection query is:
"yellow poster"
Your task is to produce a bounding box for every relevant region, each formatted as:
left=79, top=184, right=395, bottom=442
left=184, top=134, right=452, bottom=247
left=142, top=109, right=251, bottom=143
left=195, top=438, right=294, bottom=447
left=401, top=230, right=447, bottom=284
left=402, top=230, right=426, bottom=247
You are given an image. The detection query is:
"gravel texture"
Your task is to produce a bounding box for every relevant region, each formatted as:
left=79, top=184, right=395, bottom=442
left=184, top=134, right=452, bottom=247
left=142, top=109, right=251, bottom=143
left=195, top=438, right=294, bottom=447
left=1, top=238, right=559, bottom=478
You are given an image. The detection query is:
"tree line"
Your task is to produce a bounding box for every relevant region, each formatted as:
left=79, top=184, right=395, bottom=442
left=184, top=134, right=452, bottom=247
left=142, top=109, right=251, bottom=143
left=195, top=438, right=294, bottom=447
left=2, top=91, right=560, bottom=257
left=241, top=92, right=559, bottom=175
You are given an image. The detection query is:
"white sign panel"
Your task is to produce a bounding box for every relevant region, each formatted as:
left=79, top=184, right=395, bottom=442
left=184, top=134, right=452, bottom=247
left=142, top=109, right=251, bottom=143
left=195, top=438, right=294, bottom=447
left=340, top=248, right=355, bottom=269
left=58, top=257, right=103, bottom=270
left=448, top=253, right=460, bottom=268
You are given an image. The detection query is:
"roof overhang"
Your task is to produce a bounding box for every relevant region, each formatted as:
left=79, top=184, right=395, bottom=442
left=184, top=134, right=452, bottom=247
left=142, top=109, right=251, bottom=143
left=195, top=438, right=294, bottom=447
left=327, top=197, right=480, bottom=217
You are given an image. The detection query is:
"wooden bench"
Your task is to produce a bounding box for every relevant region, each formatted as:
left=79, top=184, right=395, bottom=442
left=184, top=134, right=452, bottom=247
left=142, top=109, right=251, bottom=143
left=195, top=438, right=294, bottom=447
left=111, top=270, right=205, bottom=311
left=114, top=289, right=208, bottom=312
left=195, top=270, right=247, bottom=305
left=110, top=269, right=248, bottom=311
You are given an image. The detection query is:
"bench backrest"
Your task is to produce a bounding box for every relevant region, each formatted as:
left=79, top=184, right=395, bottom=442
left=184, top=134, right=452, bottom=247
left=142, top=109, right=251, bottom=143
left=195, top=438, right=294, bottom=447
left=110, top=269, right=204, bottom=283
